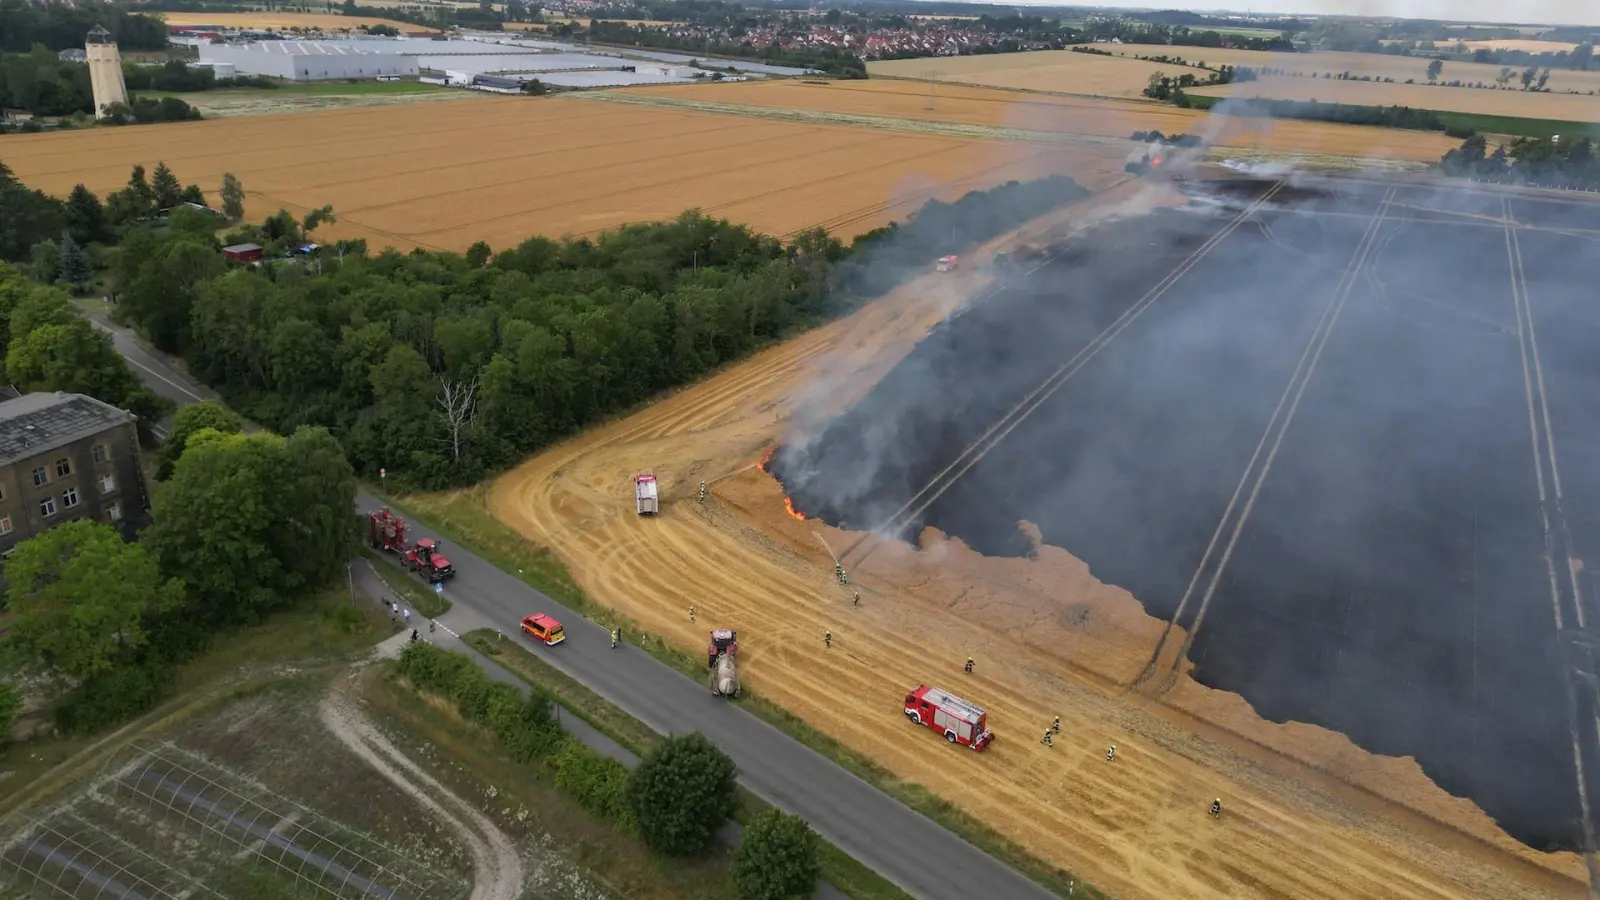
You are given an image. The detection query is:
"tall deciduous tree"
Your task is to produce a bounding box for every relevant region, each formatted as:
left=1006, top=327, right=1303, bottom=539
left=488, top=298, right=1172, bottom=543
left=147, top=427, right=358, bottom=624
left=2, top=520, right=183, bottom=682
left=155, top=400, right=242, bottom=480
left=1425, top=58, right=1442, bottom=82
left=732, top=809, right=821, bottom=900
left=625, top=732, right=739, bottom=856
left=220, top=172, right=246, bottom=222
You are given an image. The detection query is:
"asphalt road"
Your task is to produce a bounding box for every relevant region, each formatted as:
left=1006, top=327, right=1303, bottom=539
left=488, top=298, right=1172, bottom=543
left=90, top=311, right=1057, bottom=900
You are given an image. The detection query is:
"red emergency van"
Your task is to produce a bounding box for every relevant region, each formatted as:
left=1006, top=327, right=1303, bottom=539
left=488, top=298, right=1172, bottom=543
left=904, top=684, right=993, bottom=751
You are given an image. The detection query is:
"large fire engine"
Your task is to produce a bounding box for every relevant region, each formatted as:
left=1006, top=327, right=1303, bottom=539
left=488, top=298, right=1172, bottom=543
left=903, top=684, right=993, bottom=751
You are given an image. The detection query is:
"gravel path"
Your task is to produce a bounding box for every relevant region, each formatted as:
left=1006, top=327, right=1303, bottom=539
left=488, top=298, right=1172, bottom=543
left=320, top=671, right=527, bottom=900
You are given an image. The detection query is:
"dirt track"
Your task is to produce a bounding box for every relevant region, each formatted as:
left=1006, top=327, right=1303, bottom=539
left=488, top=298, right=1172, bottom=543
left=486, top=181, right=1589, bottom=900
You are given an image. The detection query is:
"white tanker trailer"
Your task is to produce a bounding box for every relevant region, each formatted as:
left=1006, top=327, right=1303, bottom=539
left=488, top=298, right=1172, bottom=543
left=707, top=629, right=740, bottom=698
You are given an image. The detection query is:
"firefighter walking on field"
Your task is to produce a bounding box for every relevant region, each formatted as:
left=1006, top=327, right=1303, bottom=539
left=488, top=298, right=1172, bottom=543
left=1041, top=728, right=1053, bottom=747
left=1106, top=744, right=1116, bottom=762
left=964, top=657, right=974, bottom=675
left=1210, top=798, right=1223, bottom=819
left=824, top=630, right=832, bottom=649
left=699, top=481, right=707, bottom=503
left=1052, top=716, right=1060, bottom=734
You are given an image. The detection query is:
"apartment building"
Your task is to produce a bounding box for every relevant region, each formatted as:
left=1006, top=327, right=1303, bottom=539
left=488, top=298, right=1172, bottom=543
left=0, top=391, right=149, bottom=556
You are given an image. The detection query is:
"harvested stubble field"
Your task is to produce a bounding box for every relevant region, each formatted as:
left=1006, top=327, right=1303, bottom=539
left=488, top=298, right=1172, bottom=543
left=620, top=79, right=1459, bottom=162
left=1461, top=39, right=1580, bottom=52
left=158, top=11, right=421, bottom=31
left=869, top=50, right=1187, bottom=99
left=1191, top=76, right=1600, bottom=122
left=1103, top=43, right=1600, bottom=96
left=0, top=96, right=1125, bottom=252
left=484, top=176, right=1591, bottom=900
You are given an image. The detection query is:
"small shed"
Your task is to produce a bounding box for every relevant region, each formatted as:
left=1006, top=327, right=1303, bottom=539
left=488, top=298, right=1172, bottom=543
left=222, top=243, right=263, bottom=263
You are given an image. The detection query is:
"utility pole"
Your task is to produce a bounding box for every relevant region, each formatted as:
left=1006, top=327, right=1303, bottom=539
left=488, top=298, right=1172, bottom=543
left=347, top=562, right=356, bottom=606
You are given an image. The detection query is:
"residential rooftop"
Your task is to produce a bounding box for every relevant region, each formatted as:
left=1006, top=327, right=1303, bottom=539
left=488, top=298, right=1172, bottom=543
left=0, top=392, right=135, bottom=467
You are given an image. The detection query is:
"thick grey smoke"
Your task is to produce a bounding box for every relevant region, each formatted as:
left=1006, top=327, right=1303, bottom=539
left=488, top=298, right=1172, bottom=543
left=770, top=116, right=1600, bottom=854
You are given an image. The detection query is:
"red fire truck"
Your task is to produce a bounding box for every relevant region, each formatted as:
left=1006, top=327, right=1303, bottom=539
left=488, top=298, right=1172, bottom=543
left=903, top=684, right=994, bottom=751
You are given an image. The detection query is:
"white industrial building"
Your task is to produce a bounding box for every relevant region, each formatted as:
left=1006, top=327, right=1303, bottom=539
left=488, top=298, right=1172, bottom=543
left=198, top=41, right=418, bottom=81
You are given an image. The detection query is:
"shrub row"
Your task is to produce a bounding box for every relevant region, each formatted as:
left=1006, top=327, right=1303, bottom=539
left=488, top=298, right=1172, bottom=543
left=395, top=643, right=632, bottom=828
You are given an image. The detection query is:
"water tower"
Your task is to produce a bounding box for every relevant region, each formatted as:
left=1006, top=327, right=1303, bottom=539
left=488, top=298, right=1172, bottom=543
left=85, top=25, right=128, bottom=118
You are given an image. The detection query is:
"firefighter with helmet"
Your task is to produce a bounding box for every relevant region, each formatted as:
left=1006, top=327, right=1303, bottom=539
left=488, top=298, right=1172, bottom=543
left=1210, top=798, right=1222, bottom=819
left=824, top=630, right=832, bottom=648
left=964, top=657, right=974, bottom=674
left=1041, top=728, right=1053, bottom=747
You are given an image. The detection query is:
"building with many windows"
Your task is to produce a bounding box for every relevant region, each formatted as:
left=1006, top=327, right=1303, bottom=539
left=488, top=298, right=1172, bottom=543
left=0, top=391, right=149, bottom=556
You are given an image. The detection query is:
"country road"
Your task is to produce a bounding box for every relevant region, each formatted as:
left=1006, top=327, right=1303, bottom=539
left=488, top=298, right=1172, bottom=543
left=87, top=310, right=1058, bottom=900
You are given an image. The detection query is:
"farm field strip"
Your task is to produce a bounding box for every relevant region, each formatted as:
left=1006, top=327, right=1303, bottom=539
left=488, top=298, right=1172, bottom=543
left=156, top=10, right=420, bottom=30
left=0, top=95, right=1126, bottom=250
left=608, top=81, right=1460, bottom=162
left=1192, top=77, right=1600, bottom=122
left=869, top=51, right=1202, bottom=99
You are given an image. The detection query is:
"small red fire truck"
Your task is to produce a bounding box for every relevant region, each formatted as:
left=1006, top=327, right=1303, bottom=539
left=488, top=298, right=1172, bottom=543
left=903, top=684, right=993, bottom=751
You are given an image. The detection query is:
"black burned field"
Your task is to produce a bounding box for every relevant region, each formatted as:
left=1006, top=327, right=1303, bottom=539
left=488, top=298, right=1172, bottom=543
left=774, top=176, right=1600, bottom=852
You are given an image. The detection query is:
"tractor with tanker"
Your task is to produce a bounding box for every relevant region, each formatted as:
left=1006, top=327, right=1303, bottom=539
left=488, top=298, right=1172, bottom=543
left=707, top=629, right=740, bottom=698
left=367, top=507, right=456, bottom=582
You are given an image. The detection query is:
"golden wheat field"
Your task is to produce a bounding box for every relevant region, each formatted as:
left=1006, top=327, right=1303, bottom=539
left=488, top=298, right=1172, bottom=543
left=1192, top=76, right=1600, bottom=121
left=624, top=79, right=1460, bottom=161
left=1461, top=39, right=1580, bottom=53
left=158, top=11, right=421, bottom=31
left=870, top=50, right=1172, bottom=98
left=481, top=176, right=1590, bottom=900
left=0, top=96, right=1126, bottom=252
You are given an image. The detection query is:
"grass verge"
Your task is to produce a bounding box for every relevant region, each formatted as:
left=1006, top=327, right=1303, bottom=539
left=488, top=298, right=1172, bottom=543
left=464, top=629, right=912, bottom=900
left=386, top=486, right=1100, bottom=897
left=361, top=548, right=453, bottom=618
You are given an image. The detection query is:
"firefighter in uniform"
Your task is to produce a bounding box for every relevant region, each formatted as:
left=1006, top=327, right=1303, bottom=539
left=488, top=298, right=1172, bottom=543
left=1210, top=798, right=1222, bottom=819
left=689, top=605, right=696, bottom=621
left=964, top=657, right=974, bottom=674
left=610, top=628, right=619, bottom=649
left=1052, top=716, right=1060, bottom=734
left=852, top=591, right=860, bottom=608
left=824, top=630, right=832, bottom=649
left=835, top=563, right=846, bottom=585
left=699, top=481, right=707, bottom=503
left=1041, top=729, right=1053, bottom=747
left=1106, top=744, right=1116, bottom=762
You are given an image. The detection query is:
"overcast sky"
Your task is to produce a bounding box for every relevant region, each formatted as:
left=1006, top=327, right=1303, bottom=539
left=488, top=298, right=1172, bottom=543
left=1018, top=2, right=1598, bottom=28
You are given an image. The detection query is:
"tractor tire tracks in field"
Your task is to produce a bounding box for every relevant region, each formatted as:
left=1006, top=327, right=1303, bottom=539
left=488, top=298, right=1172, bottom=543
left=319, top=670, right=527, bottom=900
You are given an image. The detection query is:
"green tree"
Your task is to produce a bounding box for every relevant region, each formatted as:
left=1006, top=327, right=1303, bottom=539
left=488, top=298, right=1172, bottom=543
left=30, top=238, right=59, bottom=284
left=0, top=161, right=66, bottom=262
left=180, top=184, right=206, bottom=206
left=121, top=238, right=226, bottom=353
left=56, top=232, right=91, bottom=292
left=155, top=400, right=242, bottom=480
left=220, top=172, right=246, bottom=222
left=64, top=184, right=110, bottom=246
left=301, top=204, right=336, bottom=238
left=465, top=241, right=492, bottom=268
left=147, top=427, right=357, bottom=624
left=625, top=732, right=739, bottom=856
left=732, top=809, right=821, bottom=900
left=1575, top=42, right=1594, bottom=72
left=151, top=162, right=184, bottom=210
left=3, top=520, right=183, bottom=682
left=1425, top=58, right=1442, bottom=82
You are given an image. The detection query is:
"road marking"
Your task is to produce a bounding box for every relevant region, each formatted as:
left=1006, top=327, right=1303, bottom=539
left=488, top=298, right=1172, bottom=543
left=1132, top=185, right=1396, bottom=695
left=119, top=353, right=205, bottom=403
left=842, top=179, right=1287, bottom=571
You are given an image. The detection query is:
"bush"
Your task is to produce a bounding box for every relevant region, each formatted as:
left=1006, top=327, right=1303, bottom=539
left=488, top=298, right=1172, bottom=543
left=0, top=681, right=19, bottom=742
left=732, top=809, right=821, bottom=900
left=552, top=738, right=635, bottom=828
left=626, top=732, right=739, bottom=856
left=396, top=643, right=562, bottom=761
left=51, top=663, right=168, bottom=734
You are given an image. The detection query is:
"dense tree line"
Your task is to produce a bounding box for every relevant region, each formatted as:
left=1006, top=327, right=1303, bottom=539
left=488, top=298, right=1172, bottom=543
left=1080, top=19, right=1295, bottom=53
left=0, top=0, right=169, bottom=53
left=1190, top=96, right=1446, bottom=131
left=583, top=20, right=867, bottom=77
left=0, top=160, right=210, bottom=264
left=1440, top=134, right=1600, bottom=188
left=0, top=48, right=204, bottom=122
left=101, top=176, right=1076, bottom=487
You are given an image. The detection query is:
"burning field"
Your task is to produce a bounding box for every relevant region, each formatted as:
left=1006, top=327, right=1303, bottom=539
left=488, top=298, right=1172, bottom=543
left=487, top=172, right=1599, bottom=899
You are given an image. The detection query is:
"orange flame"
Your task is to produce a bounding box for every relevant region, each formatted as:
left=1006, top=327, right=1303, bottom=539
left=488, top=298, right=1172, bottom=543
left=784, top=496, right=806, bottom=520
left=759, top=447, right=777, bottom=471
left=1151, top=155, right=1165, bottom=168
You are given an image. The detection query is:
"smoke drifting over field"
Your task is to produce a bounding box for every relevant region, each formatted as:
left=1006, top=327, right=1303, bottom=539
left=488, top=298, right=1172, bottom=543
left=772, top=170, right=1600, bottom=852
